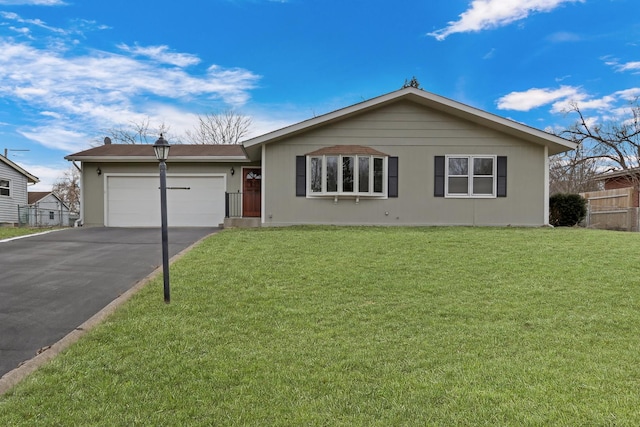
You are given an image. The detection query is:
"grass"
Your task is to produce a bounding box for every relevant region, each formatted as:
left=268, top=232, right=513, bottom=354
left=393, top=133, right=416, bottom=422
left=0, top=227, right=54, bottom=240
left=1, top=226, right=640, bottom=425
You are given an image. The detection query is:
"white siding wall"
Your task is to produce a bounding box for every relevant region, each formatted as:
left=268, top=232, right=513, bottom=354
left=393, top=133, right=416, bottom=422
left=29, top=194, right=70, bottom=226
left=0, top=162, right=29, bottom=224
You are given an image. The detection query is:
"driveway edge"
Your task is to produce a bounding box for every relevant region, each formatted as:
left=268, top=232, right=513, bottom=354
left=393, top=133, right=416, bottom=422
left=0, top=228, right=65, bottom=244
left=0, top=230, right=217, bottom=396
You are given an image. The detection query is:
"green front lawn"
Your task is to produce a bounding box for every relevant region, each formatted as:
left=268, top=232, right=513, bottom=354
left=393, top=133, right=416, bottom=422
left=0, top=227, right=53, bottom=240
left=1, top=227, right=640, bottom=425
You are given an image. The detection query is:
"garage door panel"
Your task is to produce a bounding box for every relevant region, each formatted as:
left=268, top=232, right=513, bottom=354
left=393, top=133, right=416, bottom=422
left=106, top=175, right=224, bottom=227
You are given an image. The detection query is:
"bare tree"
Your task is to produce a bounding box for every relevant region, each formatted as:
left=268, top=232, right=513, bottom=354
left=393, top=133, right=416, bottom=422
left=555, top=99, right=640, bottom=194
left=561, top=99, right=640, bottom=172
left=98, top=118, right=178, bottom=145
left=549, top=144, right=601, bottom=195
left=185, top=110, right=252, bottom=144
left=52, top=166, right=80, bottom=214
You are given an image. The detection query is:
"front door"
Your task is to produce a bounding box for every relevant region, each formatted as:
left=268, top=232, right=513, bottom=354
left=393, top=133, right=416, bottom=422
left=242, top=168, right=261, bottom=217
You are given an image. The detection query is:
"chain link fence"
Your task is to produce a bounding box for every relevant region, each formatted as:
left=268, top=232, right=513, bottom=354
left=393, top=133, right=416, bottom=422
left=18, top=206, right=70, bottom=227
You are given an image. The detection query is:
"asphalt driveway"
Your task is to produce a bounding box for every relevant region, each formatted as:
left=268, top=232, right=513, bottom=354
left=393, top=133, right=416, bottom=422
left=0, top=227, right=218, bottom=377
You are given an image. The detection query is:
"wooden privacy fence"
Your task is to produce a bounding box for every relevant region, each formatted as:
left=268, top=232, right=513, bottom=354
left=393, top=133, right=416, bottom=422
left=580, top=187, right=639, bottom=232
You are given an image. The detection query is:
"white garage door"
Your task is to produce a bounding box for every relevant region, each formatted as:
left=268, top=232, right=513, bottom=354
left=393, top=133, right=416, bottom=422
left=106, top=175, right=225, bottom=227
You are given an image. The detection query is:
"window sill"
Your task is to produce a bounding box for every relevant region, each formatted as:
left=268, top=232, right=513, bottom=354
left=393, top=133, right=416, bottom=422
left=307, top=194, right=388, bottom=203
left=445, top=194, right=496, bottom=199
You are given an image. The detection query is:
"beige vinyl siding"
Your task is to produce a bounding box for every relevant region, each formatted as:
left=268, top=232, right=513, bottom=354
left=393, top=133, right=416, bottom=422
left=262, top=100, right=547, bottom=227
left=0, top=162, right=29, bottom=223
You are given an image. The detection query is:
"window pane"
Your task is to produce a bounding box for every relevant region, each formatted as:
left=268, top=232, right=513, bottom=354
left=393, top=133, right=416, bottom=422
left=358, top=157, right=369, bottom=193
left=326, top=156, right=338, bottom=192
left=448, top=177, right=468, bottom=194
left=474, top=158, right=493, bottom=175
left=473, top=177, right=494, bottom=194
left=373, top=158, right=384, bottom=193
left=342, top=156, right=354, bottom=192
left=310, top=157, right=322, bottom=193
left=448, top=158, right=468, bottom=175
left=0, top=188, right=8, bottom=196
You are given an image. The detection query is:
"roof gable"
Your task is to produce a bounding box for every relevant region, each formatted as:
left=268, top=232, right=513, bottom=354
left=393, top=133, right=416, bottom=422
left=243, top=87, right=576, bottom=156
left=28, top=191, right=70, bottom=209
left=0, top=155, right=39, bottom=184
left=28, top=191, right=51, bottom=204
left=596, top=167, right=640, bottom=181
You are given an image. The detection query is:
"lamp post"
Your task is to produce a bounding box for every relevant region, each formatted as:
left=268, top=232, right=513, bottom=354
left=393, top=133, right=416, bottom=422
left=153, top=134, right=171, bottom=303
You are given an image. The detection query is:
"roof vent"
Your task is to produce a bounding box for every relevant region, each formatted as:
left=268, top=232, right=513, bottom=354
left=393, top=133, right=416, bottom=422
left=104, top=137, right=112, bottom=145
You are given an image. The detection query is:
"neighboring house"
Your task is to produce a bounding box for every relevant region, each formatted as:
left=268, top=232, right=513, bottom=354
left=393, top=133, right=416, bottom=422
left=66, top=87, right=576, bottom=228
left=24, top=192, right=71, bottom=227
left=596, top=168, right=640, bottom=207
left=579, top=169, right=640, bottom=231
left=0, top=154, right=39, bottom=225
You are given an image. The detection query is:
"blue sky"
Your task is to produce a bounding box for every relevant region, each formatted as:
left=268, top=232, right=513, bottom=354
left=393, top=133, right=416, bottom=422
left=0, top=0, right=638, bottom=190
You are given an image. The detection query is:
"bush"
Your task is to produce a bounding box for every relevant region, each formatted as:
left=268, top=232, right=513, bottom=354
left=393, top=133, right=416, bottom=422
left=549, top=193, right=587, bottom=227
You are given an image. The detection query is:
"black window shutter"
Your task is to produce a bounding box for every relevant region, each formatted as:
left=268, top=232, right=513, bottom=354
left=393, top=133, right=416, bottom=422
left=434, top=156, right=445, bottom=197
left=295, top=156, right=306, bottom=197
left=388, top=157, right=398, bottom=198
left=497, top=156, right=507, bottom=197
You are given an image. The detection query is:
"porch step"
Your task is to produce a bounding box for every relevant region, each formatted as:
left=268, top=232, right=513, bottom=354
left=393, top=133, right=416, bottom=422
left=222, top=217, right=261, bottom=229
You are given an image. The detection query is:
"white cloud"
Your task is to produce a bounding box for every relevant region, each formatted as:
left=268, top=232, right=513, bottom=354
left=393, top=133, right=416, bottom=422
left=615, top=88, right=640, bottom=100
left=18, top=126, right=90, bottom=153
left=0, top=37, right=261, bottom=151
left=428, top=0, right=584, bottom=41
left=496, top=86, right=583, bottom=111
left=554, top=75, right=571, bottom=83
left=550, top=95, right=616, bottom=114
left=0, top=0, right=65, bottom=4
left=1, top=11, right=67, bottom=34
left=19, top=163, right=68, bottom=192
left=546, top=31, right=581, bottom=43
left=602, top=56, right=640, bottom=74
left=497, top=85, right=640, bottom=126
left=117, top=44, right=201, bottom=67
left=483, top=48, right=496, bottom=59
left=615, top=61, right=640, bottom=73
left=8, top=26, right=31, bottom=36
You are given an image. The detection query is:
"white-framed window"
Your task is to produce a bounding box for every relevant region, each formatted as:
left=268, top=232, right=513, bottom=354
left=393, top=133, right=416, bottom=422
left=308, top=155, right=387, bottom=197
left=445, top=155, right=496, bottom=197
left=0, top=179, right=10, bottom=197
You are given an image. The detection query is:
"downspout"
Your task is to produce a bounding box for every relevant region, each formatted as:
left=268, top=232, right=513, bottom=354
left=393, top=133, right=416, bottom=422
left=72, top=160, right=83, bottom=227
left=543, top=146, right=550, bottom=226
left=261, top=143, right=266, bottom=225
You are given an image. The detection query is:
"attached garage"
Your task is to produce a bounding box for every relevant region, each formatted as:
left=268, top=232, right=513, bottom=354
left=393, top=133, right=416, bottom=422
left=105, top=174, right=226, bottom=227
left=65, top=143, right=250, bottom=228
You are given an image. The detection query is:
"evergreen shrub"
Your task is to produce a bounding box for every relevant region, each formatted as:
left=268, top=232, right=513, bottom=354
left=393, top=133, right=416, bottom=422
left=549, top=193, right=587, bottom=226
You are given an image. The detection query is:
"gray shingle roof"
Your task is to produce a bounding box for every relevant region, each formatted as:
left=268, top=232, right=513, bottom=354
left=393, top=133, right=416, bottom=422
left=65, top=144, right=248, bottom=161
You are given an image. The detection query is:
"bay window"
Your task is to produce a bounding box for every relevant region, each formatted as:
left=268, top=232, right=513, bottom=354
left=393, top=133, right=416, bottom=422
left=308, top=154, right=387, bottom=196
